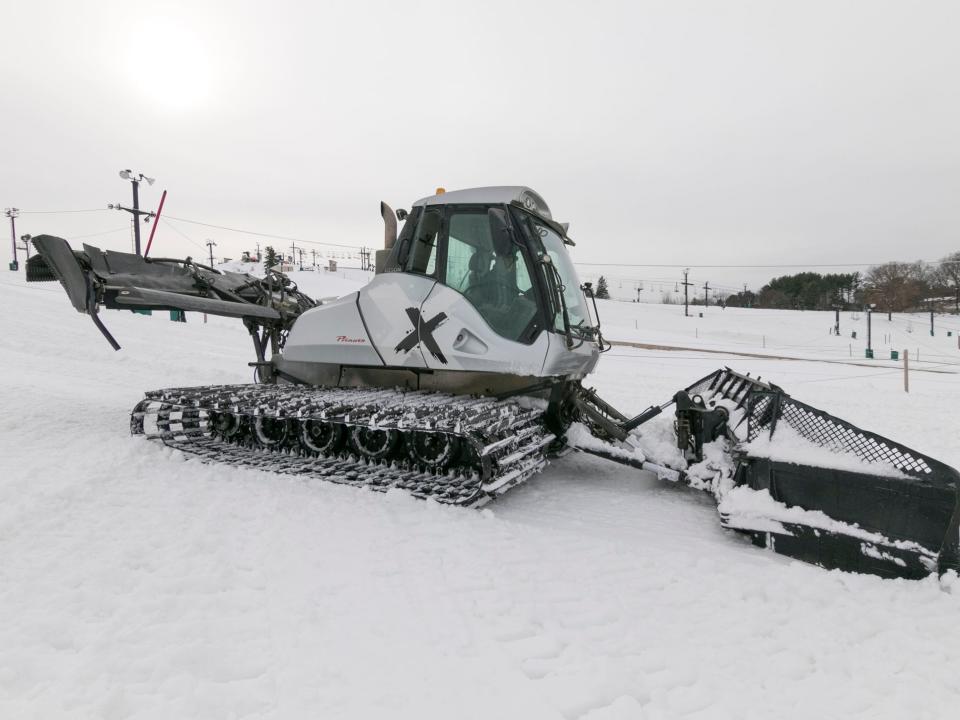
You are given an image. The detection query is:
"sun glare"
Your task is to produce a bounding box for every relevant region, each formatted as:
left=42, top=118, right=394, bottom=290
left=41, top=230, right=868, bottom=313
left=125, top=19, right=215, bottom=114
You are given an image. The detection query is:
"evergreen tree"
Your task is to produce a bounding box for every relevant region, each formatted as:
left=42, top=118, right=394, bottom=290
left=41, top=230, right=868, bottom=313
left=754, top=271, right=860, bottom=310
left=595, top=275, right=610, bottom=299
left=263, top=246, right=278, bottom=273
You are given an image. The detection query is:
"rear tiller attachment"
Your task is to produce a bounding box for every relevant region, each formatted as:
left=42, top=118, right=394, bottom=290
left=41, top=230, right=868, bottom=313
left=591, top=368, right=960, bottom=579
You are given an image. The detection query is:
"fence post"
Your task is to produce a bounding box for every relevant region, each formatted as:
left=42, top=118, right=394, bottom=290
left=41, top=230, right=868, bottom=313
left=904, top=349, right=909, bottom=393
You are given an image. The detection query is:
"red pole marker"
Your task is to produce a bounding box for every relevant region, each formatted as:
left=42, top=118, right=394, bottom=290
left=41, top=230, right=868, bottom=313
left=144, top=190, right=167, bottom=258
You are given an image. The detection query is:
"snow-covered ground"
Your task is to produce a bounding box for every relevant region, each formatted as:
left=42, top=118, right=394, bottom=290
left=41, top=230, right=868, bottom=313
left=1, top=269, right=959, bottom=720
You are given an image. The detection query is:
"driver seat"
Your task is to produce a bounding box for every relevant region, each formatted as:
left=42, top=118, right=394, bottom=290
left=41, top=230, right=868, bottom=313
left=466, top=250, right=492, bottom=286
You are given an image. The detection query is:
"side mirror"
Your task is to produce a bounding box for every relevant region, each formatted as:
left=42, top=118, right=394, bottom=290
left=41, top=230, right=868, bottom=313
left=488, top=208, right=513, bottom=257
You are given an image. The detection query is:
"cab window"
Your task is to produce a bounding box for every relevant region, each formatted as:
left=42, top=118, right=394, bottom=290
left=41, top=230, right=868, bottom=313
left=443, top=209, right=539, bottom=342
left=405, top=208, right=441, bottom=276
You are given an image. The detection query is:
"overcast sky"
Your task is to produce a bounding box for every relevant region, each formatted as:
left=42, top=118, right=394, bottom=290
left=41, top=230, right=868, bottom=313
left=3, top=0, right=959, bottom=294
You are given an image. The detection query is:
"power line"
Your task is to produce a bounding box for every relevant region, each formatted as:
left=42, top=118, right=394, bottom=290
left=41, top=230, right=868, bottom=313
left=67, top=226, right=131, bottom=240
left=19, top=208, right=960, bottom=267
left=573, top=260, right=960, bottom=269
left=160, top=218, right=207, bottom=251
left=163, top=215, right=365, bottom=250
left=583, top=273, right=744, bottom=292
left=17, top=208, right=109, bottom=214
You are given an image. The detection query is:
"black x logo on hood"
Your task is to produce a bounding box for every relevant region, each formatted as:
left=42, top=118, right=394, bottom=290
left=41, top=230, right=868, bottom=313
left=394, top=307, right=448, bottom=364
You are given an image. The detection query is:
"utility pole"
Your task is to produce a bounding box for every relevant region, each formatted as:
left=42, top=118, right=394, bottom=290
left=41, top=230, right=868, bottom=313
left=681, top=269, right=692, bottom=317
left=289, top=242, right=297, bottom=268
left=255, top=242, right=261, bottom=262
left=131, top=176, right=141, bottom=254
left=206, top=239, right=217, bottom=267
left=702, top=281, right=710, bottom=309
left=834, top=307, right=840, bottom=336
left=866, top=307, right=873, bottom=358
left=111, top=169, right=155, bottom=255
left=311, top=249, right=317, bottom=268
left=203, top=239, right=217, bottom=326
left=5, top=208, right=19, bottom=271
left=296, top=248, right=304, bottom=270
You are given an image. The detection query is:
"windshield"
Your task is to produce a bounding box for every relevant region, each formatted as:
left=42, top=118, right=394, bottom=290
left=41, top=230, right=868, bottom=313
left=534, top=222, right=590, bottom=333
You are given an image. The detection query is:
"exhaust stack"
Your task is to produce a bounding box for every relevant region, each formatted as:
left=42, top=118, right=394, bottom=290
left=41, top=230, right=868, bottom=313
left=376, top=202, right=398, bottom=274
left=380, top=201, right=397, bottom=249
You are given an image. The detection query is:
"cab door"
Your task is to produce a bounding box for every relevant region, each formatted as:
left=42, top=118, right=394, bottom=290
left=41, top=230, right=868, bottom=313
left=418, top=206, right=549, bottom=375
left=358, top=206, right=442, bottom=369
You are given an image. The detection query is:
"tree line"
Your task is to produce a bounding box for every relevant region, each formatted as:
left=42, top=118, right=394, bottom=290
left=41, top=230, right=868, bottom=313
left=722, top=251, right=960, bottom=312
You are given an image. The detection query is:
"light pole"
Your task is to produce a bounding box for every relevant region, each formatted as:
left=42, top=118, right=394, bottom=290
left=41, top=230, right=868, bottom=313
left=111, top=169, right=155, bottom=255
left=5, top=207, right=19, bottom=271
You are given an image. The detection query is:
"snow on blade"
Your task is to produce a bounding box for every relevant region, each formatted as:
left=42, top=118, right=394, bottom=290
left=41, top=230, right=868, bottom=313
left=718, top=485, right=937, bottom=558
left=743, top=421, right=912, bottom=479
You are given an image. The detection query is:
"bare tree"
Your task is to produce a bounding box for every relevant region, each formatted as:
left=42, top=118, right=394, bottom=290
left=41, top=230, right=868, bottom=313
left=864, top=261, right=929, bottom=312
left=931, top=251, right=960, bottom=311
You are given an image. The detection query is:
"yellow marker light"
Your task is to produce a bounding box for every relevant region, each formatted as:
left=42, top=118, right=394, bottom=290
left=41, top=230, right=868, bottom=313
left=435, top=187, right=446, bottom=195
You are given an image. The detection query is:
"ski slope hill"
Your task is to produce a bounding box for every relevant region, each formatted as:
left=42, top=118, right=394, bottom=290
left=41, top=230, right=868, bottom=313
left=597, top=298, right=960, bottom=367
left=1, top=271, right=959, bottom=720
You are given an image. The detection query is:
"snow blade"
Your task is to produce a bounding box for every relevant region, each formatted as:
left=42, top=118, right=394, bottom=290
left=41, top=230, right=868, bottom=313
left=26, top=236, right=317, bottom=347
left=29, top=235, right=92, bottom=313
left=687, top=368, right=960, bottom=579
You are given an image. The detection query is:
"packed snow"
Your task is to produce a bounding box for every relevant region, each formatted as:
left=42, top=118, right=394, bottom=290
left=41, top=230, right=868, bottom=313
left=1, top=268, right=959, bottom=720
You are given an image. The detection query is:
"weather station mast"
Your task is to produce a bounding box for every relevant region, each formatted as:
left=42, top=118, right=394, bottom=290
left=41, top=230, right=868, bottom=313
left=109, top=169, right=155, bottom=255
